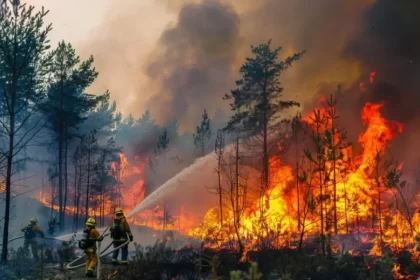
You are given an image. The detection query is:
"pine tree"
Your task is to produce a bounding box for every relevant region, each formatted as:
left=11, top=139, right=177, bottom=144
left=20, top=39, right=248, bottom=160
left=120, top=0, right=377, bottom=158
left=0, top=1, right=52, bottom=263
left=193, top=109, right=211, bottom=157
left=224, top=40, right=304, bottom=203
left=41, top=41, right=98, bottom=231
left=324, top=87, right=351, bottom=235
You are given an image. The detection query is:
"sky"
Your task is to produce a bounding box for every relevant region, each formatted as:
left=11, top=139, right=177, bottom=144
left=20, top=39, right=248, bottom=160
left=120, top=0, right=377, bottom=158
left=26, top=0, right=173, bottom=118
left=21, top=0, right=394, bottom=133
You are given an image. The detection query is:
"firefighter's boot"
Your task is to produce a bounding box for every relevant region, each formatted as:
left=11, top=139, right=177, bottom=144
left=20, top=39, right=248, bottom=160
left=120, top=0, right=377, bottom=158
left=86, top=269, right=94, bottom=277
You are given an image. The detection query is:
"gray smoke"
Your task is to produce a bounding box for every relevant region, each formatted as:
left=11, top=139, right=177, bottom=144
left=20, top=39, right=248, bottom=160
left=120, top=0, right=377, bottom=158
left=142, top=0, right=371, bottom=130
left=144, top=0, right=241, bottom=129
left=343, top=0, right=420, bottom=124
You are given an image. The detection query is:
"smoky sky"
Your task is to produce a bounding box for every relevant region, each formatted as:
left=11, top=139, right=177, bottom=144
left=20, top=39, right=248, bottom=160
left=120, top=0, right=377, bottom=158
left=142, top=0, right=370, bottom=130
left=81, top=0, right=419, bottom=134
left=144, top=0, right=241, bottom=129
left=343, top=0, right=420, bottom=124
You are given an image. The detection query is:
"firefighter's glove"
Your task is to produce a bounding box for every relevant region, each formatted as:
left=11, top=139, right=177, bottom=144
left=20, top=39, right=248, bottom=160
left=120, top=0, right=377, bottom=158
left=97, top=236, right=104, bottom=242
left=129, top=235, right=133, bottom=242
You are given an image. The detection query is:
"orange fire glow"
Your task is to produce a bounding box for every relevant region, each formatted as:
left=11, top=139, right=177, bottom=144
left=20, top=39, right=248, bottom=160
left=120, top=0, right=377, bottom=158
left=189, top=75, right=419, bottom=258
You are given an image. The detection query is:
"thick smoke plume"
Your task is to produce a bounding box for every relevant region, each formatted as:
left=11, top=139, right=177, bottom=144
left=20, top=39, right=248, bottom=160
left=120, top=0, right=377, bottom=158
left=344, top=0, right=420, bottom=123
left=81, top=0, right=420, bottom=154
left=145, top=1, right=241, bottom=129
left=81, top=0, right=373, bottom=131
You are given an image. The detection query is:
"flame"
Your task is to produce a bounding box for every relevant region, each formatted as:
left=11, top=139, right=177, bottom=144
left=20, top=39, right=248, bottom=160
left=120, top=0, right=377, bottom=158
left=189, top=71, right=420, bottom=262
left=31, top=71, right=420, bottom=277
left=369, top=71, right=376, bottom=84
left=392, top=263, right=404, bottom=279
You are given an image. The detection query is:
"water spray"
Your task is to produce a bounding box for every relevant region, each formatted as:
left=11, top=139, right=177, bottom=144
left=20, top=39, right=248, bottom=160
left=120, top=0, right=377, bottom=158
left=66, top=232, right=130, bottom=270
left=126, top=152, right=215, bottom=218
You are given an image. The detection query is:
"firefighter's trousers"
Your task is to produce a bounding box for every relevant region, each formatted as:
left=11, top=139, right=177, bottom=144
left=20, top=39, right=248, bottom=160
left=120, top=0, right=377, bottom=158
left=85, top=248, right=97, bottom=273
left=23, top=239, right=38, bottom=259
left=112, top=241, right=128, bottom=264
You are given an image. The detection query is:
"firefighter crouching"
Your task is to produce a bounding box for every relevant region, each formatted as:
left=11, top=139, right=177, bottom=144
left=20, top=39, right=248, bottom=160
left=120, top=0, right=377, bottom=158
left=79, top=217, right=103, bottom=278
left=21, top=217, right=44, bottom=260
left=110, top=208, right=133, bottom=265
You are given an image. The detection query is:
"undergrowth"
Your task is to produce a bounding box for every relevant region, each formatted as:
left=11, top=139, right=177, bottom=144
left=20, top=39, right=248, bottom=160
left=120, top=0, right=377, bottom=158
left=101, top=239, right=420, bottom=280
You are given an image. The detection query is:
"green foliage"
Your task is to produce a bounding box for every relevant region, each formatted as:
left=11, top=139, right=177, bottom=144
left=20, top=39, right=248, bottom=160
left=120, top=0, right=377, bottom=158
left=193, top=109, right=212, bottom=157
left=0, top=0, right=53, bottom=263
left=224, top=40, right=304, bottom=133
left=373, top=253, right=394, bottom=280
left=157, top=128, right=170, bottom=153
left=230, top=270, right=241, bottom=280
left=230, top=262, right=262, bottom=280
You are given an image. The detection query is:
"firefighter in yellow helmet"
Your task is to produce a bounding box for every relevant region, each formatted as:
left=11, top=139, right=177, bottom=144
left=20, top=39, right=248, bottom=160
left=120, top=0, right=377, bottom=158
left=110, top=208, right=133, bottom=265
left=21, top=217, right=44, bottom=260
left=79, top=217, right=103, bottom=278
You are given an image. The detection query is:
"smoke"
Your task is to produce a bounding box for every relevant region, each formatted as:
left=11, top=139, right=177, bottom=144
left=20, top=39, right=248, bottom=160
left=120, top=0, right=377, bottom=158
left=144, top=0, right=242, bottom=129
left=80, top=0, right=420, bottom=155
left=78, top=0, right=373, bottom=131
left=344, top=0, right=420, bottom=124
left=143, top=0, right=373, bottom=130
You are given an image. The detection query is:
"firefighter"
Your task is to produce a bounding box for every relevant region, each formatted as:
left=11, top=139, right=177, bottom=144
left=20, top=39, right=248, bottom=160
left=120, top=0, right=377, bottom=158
left=80, top=217, right=103, bottom=278
left=21, top=217, right=44, bottom=260
left=110, top=208, right=133, bottom=265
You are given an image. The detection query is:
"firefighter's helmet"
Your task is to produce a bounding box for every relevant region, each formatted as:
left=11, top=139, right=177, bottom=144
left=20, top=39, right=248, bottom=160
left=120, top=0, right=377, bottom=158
left=30, top=217, right=37, bottom=224
left=86, top=217, right=96, bottom=227
left=115, top=208, right=124, bottom=215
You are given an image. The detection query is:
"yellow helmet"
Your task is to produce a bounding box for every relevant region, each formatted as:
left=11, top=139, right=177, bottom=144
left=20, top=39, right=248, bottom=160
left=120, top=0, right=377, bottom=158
left=115, top=208, right=124, bottom=215
left=86, top=217, right=96, bottom=227
left=30, top=217, right=37, bottom=224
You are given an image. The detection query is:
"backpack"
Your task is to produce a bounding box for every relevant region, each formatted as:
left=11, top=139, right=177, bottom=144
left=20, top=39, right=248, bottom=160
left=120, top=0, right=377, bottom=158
left=78, top=228, right=94, bottom=250
left=110, top=218, right=125, bottom=239
left=24, top=224, right=36, bottom=239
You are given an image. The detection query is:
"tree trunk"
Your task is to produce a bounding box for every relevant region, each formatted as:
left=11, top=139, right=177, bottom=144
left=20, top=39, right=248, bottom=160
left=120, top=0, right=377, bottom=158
left=332, top=126, right=338, bottom=235
left=2, top=107, right=15, bottom=264
left=316, top=123, right=325, bottom=256
left=58, top=76, right=64, bottom=231
left=73, top=159, right=78, bottom=231
left=344, top=188, right=349, bottom=234
left=217, top=154, right=223, bottom=227
left=1, top=58, right=17, bottom=264
left=298, top=223, right=305, bottom=253
left=263, top=108, right=269, bottom=204
left=296, top=139, right=300, bottom=231
left=63, top=133, right=68, bottom=231
left=85, top=148, right=91, bottom=221
left=76, top=163, right=82, bottom=228
left=235, top=136, right=239, bottom=222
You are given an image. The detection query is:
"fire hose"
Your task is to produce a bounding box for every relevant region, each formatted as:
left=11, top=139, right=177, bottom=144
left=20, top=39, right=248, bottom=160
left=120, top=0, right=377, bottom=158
left=1, top=229, right=131, bottom=278
left=65, top=232, right=130, bottom=270
left=0, top=235, right=65, bottom=247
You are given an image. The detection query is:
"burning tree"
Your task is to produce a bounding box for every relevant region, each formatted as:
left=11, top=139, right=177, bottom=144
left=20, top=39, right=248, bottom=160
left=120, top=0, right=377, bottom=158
left=190, top=68, right=420, bottom=263
left=223, top=40, right=304, bottom=216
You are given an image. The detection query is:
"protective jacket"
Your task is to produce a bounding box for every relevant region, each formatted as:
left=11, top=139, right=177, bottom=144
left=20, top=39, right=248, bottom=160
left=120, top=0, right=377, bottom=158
left=81, top=227, right=103, bottom=253
left=110, top=216, right=133, bottom=242
left=21, top=224, right=44, bottom=239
